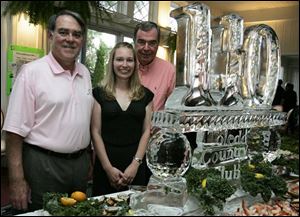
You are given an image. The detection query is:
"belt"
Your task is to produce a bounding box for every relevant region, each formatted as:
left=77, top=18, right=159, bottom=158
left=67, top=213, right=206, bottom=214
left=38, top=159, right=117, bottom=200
left=25, top=143, right=87, bottom=159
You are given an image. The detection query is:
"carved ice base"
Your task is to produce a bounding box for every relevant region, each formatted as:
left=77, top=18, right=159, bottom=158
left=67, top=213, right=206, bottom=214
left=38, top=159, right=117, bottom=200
left=129, top=175, right=188, bottom=213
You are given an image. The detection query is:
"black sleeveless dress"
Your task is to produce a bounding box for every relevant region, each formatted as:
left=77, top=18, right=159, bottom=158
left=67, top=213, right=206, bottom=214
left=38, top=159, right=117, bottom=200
left=92, top=86, right=154, bottom=196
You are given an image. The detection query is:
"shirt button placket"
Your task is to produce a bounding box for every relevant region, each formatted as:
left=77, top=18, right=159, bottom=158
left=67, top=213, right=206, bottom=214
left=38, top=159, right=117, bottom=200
left=72, top=78, right=78, bottom=104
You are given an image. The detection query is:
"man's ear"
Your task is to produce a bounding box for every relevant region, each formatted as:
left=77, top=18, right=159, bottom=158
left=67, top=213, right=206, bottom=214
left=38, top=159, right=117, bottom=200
left=48, top=31, right=53, bottom=39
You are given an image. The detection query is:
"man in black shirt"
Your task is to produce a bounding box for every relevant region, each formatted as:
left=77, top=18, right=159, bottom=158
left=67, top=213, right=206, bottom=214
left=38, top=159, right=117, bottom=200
left=272, top=79, right=285, bottom=106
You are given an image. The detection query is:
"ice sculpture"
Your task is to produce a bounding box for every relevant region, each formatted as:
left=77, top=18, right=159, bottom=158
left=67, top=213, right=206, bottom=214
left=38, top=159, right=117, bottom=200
left=242, top=24, right=281, bottom=109
left=146, top=129, right=192, bottom=178
left=170, top=3, right=216, bottom=107
left=167, top=3, right=281, bottom=110
left=219, top=14, right=244, bottom=106
left=152, top=2, right=286, bottom=180
left=143, top=2, right=286, bottom=215
left=130, top=129, right=191, bottom=211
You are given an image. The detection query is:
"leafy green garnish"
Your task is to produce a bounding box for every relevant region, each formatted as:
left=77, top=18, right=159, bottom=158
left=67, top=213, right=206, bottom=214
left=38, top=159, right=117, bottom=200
left=280, top=135, right=299, bottom=154
left=184, top=168, right=236, bottom=215
left=272, top=157, right=299, bottom=175
left=43, top=192, right=130, bottom=216
left=240, top=154, right=288, bottom=202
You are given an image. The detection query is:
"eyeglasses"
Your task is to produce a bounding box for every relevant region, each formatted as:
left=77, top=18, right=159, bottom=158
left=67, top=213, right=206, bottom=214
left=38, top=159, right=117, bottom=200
left=55, top=28, right=83, bottom=39
left=136, top=39, right=158, bottom=47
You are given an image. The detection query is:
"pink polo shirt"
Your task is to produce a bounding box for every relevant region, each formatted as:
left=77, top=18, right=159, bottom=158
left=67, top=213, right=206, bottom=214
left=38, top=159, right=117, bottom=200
left=138, top=57, right=176, bottom=111
left=3, top=52, right=94, bottom=153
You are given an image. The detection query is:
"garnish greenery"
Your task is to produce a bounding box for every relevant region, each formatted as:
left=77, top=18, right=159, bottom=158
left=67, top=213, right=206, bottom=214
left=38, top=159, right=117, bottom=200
left=43, top=192, right=130, bottom=216
left=280, top=135, right=299, bottom=154
left=271, top=134, right=299, bottom=175
left=240, top=154, right=288, bottom=202
left=184, top=167, right=236, bottom=215
left=272, top=156, right=299, bottom=175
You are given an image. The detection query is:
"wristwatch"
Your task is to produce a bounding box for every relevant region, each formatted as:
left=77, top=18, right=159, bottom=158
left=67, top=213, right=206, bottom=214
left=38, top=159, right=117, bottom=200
left=133, top=156, right=143, bottom=165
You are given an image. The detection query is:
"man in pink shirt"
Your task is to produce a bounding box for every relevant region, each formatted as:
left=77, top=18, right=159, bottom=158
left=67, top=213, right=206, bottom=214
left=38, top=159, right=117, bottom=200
left=134, top=21, right=176, bottom=112
left=134, top=22, right=176, bottom=183
left=3, top=10, right=94, bottom=212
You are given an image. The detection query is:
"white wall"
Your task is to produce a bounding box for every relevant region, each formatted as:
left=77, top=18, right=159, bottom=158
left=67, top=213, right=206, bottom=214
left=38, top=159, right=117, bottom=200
left=245, top=19, right=299, bottom=56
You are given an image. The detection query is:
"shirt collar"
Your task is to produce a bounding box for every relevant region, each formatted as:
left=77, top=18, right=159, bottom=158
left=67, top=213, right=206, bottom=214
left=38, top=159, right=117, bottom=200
left=46, top=52, right=83, bottom=76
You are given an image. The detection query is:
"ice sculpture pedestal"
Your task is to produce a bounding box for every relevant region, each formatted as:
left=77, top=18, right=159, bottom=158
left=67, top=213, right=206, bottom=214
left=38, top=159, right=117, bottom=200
left=130, top=129, right=192, bottom=214
left=130, top=175, right=188, bottom=211
left=153, top=87, right=287, bottom=132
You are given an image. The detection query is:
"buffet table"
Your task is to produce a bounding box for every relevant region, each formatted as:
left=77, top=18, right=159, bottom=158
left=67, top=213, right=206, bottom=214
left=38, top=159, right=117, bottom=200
left=15, top=190, right=200, bottom=216
left=15, top=188, right=283, bottom=216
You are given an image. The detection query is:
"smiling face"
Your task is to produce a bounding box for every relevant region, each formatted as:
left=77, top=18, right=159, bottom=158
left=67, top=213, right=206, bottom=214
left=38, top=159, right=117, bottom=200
left=113, top=47, right=135, bottom=81
left=135, top=28, right=159, bottom=66
left=49, top=15, right=84, bottom=69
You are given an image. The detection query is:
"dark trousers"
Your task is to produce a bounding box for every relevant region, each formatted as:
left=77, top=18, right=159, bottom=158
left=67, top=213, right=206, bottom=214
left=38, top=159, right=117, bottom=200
left=23, top=144, right=90, bottom=211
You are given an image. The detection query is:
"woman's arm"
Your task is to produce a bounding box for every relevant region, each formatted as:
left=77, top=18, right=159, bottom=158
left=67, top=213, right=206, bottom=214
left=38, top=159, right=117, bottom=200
left=134, top=101, right=153, bottom=162
left=122, top=101, right=153, bottom=184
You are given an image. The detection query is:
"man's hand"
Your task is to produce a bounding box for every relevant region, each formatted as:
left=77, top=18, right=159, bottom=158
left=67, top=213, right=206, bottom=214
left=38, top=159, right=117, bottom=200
left=9, top=178, right=31, bottom=210
left=6, top=132, right=28, bottom=210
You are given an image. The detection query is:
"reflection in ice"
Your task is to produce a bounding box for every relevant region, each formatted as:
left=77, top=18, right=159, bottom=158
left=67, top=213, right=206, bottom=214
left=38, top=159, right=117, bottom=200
left=146, top=129, right=191, bottom=179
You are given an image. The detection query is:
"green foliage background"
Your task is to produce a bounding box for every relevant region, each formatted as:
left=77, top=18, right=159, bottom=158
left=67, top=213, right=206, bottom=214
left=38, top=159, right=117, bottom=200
left=2, top=1, right=108, bottom=27
left=85, top=30, right=109, bottom=88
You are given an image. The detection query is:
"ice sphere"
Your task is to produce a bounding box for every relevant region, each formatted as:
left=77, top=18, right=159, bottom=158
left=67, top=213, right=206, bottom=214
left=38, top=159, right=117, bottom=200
left=146, top=129, right=192, bottom=179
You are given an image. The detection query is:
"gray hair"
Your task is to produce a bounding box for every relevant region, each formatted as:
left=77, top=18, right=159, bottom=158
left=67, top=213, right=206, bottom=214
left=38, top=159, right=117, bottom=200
left=47, top=10, right=86, bottom=35
left=134, top=21, right=160, bottom=44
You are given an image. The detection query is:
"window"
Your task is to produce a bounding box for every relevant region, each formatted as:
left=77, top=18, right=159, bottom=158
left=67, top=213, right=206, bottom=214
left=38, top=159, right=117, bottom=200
left=99, top=1, right=150, bottom=21
left=83, top=1, right=157, bottom=85
left=124, top=36, right=134, bottom=45
left=85, top=29, right=116, bottom=87
left=133, top=1, right=149, bottom=21
left=99, top=1, right=118, bottom=12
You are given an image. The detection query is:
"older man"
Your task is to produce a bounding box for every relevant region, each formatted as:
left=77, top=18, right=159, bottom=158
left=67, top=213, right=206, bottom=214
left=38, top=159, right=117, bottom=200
left=3, top=10, right=94, bottom=211
left=134, top=21, right=176, bottom=111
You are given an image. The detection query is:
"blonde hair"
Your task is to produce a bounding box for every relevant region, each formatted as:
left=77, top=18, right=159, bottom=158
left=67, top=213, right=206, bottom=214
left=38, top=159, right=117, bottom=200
left=101, top=42, right=144, bottom=100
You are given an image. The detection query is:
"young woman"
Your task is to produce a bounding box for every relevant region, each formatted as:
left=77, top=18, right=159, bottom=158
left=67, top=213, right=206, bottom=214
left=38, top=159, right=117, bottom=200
left=91, top=42, right=154, bottom=195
